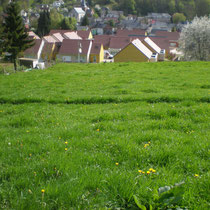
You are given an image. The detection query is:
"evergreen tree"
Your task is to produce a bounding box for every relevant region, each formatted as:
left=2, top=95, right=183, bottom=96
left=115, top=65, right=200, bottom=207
left=1, top=0, right=34, bottom=71
left=81, top=14, right=89, bottom=26
left=37, top=8, right=51, bottom=37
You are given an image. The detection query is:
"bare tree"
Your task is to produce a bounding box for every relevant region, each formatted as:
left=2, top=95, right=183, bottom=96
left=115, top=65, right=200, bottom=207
left=179, top=16, right=210, bottom=61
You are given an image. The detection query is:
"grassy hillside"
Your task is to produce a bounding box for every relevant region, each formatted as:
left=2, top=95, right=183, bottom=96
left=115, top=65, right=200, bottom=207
left=0, top=62, right=209, bottom=209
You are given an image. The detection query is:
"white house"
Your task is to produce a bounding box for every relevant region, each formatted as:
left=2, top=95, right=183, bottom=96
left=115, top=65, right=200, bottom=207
left=70, top=7, right=85, bottom=22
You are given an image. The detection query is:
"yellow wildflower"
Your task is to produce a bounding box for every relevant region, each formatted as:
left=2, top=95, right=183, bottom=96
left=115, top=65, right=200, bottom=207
left=96, top=129, right=100, bottom=132
left=65, top=141, right=68, bottom=145
left=28, top=189, right=32, bottom=194
left=65, top=148, right=68, bottom=151
left=152, top=169, right=156, bottom=173
left=194, top=174, right=199, bottom=177
left=146, top=171, right=150, bottom=175
left=115, top=162, right=119, bottom=166
left=144, top=144, right=149, bottom=148
left=41, top=189, right=45, bottom=193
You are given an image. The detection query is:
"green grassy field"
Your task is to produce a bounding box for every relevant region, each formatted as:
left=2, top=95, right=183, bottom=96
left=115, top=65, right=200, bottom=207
left=0, top=62, right=209, bottom=209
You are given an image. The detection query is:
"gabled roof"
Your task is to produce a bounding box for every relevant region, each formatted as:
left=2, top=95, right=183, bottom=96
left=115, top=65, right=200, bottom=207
left=109, top=37, right=133, bottom=49
left=63, top=32, right=82, bottom=40
left=144, top=37, right=161, bottom=53
left=43, top=35, right=58, bottom=43
left=49, top=30, right=92, bottom=40
left=90, top=43, right=102, bottom=54
left=116, top=29, right=146, bottom=36
left=28, top=31, right=40, bottom=39
left=149, top=37, right=170, bottom=52
left=131, top=39, right=153, bottom=59
left=154, top=31, right=180, bottom=41
left=73, top=7, right=85, bottom=14
left=52, top=33, right=64, bottom=42
left=58, top=39, right=91, bottom=55
left=24, top=39, right=42, bottom=55
left=41, top=42, right=54, bottom=56
left=77, top=30, right=92, bottom=39
left=93, top=35, right=113, bottom=48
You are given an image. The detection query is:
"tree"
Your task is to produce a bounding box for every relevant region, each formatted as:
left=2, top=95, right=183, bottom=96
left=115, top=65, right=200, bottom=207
left=179, top=16, right=210, bottom=61
left=60, top=17, right=76, bottom=30
left=81, top=14, right=89, bottom=26
left=37, top=7, right=51, bottom=37
left=49, top=8, right=63, bottom=30
left=172, top=13, right=186, bottom=24
left=1, top=0, right=34, bottom=71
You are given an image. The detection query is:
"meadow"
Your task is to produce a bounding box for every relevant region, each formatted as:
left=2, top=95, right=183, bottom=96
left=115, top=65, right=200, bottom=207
left=0, top=62, right=209, bottom=209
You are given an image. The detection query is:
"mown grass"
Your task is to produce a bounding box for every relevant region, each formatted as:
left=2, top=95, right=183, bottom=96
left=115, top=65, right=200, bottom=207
left=0, top=62, right=209, bottom=209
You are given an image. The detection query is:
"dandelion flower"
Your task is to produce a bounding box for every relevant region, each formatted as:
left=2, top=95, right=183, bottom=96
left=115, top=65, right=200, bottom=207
left=41, top=189, right=45, bottom=193
left=149, top=168, right=154, bottom=172
left=65, top=141, right=68, bottom=145
left=152, top=169, right=156, bottom=173
left=96, top=129, right=100, bottom=132
left=115, top=162, right=119, bottom=166
left=65, top=148, right=68, bottom=151
left=146, top=171, right=150, bottom=175
left=144, top=144, right=149, bottom=148
left=138, top=170, right=143, bottom=173
left=194, top=174, right=199, bottom=177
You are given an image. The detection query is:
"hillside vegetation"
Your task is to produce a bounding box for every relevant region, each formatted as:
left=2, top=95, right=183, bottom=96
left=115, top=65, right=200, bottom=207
left=0, top=62, right=209, bottom=209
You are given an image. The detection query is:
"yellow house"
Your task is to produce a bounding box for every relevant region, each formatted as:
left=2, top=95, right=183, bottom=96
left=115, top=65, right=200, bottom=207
left=114, top=39, right=153, bottom=62
left=90, top=43, right=104, bottom=63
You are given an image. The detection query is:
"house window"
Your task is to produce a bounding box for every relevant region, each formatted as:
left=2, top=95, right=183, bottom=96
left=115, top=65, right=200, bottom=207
left=93, top=56, right=97, bottom=62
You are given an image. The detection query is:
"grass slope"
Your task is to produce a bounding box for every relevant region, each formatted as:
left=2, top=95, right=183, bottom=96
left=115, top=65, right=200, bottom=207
left=0, top=62, right=209, bottom=209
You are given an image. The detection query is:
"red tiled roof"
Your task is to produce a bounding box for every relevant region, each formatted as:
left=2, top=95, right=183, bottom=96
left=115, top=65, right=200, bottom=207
left=58, top=39, right=91, bottom=55
left=24, top=39, right=42, bottom=55
left=49, top=30, right=91, bottom=39
left=93, top=35, right=113, bottom=48
left=116, top=29, right=146, bottom=36
left=90, top=43, right=102, bottom=54
left=77, top=30, right=91, bottom=39
left=41, top=43, right=54, bottom=55
left=109, top=36, right=134, bottom=49
left=154, top=31, right=180, bottom=41
left=149, top=37, right=170, bottom=51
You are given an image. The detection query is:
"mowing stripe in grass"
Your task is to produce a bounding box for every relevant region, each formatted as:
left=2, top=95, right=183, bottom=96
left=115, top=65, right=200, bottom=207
left=0, top=96, right=209, bottom=105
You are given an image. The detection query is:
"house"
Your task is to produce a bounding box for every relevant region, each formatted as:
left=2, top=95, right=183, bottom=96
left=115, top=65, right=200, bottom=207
left=49, top=30, right=93, bottom=40
left=116, top=29, right=146, bottom=37
left=77, top=30, right=93, bottom=40
left=63, top=32, right=82, bottom=40
left=57, top=39, right=92, bottom=63
left=22, top=39, right=44, bottom=60
left=70, top=7, right=85, bottom=22
left=108, top=36, right=134, bottom=55
left=90, top=43, right=104, bottom=63
left=147, top=13, right=171, bottom=23
left=114, top=39, right=154, bottom=63
left=142, top=37, right=165, bottom=61
left=28, top=31, right=40, bottom=39
left=93, top=35, right=113, bottom=50
left=19, top=39, right=45, bottom=68
left=40, top=42, right=56, bottom=62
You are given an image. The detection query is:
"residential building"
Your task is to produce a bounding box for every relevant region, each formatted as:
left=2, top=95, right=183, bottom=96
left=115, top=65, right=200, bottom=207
left=114, top=39, right=154, bottom=62
left=90, top=43, right=104, bottom=63
left=57, top=39, right=92, bottom=63
left=70, top=7, right=85, bottom=22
